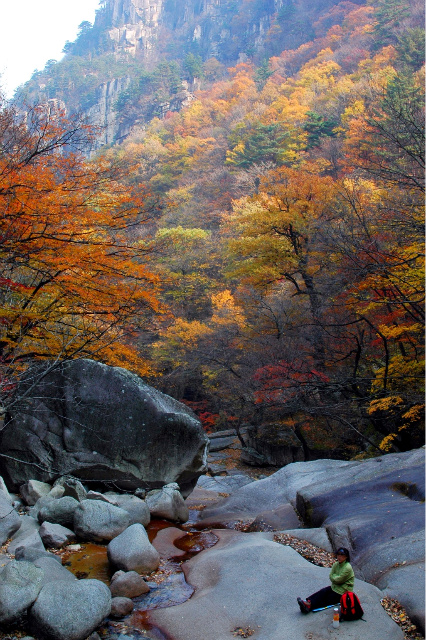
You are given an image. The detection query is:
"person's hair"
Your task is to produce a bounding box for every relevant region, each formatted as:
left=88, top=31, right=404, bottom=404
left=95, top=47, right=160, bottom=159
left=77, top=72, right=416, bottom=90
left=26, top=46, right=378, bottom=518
left=336, top=547, right=350, bottom=562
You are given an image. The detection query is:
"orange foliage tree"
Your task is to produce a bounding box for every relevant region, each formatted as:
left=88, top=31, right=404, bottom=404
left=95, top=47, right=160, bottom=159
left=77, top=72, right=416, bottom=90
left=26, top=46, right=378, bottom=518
left=0, top=99, right=162, bottom=409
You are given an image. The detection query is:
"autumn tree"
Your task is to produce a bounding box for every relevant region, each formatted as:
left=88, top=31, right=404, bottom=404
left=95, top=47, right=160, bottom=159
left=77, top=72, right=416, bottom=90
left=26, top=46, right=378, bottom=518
left=0, top=98, right=162, bottom=411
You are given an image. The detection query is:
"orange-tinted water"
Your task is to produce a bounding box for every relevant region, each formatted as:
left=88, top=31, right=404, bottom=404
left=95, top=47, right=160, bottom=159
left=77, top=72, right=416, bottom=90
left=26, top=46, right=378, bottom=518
left=64, top=520, right=218, bottom=640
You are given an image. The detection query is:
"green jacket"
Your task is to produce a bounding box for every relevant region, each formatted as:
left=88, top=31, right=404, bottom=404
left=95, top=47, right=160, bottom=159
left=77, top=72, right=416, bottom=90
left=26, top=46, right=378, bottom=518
left=329, top=560, right=354, bottom=595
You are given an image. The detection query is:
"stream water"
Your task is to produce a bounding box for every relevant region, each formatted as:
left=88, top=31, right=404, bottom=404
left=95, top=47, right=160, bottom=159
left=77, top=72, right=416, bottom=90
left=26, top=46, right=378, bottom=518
left=64, top=518, right=218, bottom=640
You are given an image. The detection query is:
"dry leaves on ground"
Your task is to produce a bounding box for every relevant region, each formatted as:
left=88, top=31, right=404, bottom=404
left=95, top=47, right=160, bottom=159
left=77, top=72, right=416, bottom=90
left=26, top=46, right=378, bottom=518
left=381, top=596, right=424, bottom=640
left=273, top=532, right=335, bottom=567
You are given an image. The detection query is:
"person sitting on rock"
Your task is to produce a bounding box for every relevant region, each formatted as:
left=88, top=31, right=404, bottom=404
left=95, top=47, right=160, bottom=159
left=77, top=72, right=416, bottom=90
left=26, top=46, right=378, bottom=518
left=297, top=547, right=354, bottom=613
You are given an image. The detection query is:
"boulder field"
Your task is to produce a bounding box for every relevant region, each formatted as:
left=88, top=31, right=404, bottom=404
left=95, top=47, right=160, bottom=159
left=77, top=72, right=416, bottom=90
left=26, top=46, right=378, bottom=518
left=0, top=479, right=185, bottom=640
left=0, top=437, right=423, bottom=640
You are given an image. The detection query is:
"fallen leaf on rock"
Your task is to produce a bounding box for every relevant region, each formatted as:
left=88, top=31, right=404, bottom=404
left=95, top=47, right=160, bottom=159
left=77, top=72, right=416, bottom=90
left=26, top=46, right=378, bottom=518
left=232, top=626, right=255, bottom=637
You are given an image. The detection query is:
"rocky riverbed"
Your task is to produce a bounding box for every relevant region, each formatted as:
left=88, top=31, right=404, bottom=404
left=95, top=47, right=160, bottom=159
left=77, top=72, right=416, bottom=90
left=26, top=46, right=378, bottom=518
left=0, top=446, right=424, bottom=640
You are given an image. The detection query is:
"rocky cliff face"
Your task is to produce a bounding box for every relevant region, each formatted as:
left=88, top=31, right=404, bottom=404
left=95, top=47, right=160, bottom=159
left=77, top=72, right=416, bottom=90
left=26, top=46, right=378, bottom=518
left=97, top=0, right=325, bottom=64
left=21, top=0, right=365, bottom=148
left=107, top=0, right=165, bottom=61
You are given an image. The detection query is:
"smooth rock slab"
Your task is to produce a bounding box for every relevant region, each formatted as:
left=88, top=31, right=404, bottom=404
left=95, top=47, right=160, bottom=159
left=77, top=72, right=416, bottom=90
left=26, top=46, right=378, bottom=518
left=150, top=530, right=404, bottom=640
left=74, top=499, right=129, bottom=542
left=0, top=560, right=44, bottom=624
left=29, top=579, right=111, bottom=640
left=107, top=524, right=160, bottom=573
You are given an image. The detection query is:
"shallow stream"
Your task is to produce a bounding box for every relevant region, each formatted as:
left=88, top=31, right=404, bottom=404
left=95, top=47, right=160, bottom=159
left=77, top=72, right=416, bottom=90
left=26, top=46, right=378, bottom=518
left=63, top=518, right=218, bottom=640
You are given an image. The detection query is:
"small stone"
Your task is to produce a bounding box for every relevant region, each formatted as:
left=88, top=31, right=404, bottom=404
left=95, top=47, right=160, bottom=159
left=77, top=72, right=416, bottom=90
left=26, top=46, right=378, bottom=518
left=110, top=596, right=134, bottom=618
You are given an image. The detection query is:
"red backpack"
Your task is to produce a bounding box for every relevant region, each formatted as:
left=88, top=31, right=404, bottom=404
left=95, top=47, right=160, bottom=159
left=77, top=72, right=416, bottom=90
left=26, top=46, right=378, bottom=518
left=340, top=591, right=364, bottom=621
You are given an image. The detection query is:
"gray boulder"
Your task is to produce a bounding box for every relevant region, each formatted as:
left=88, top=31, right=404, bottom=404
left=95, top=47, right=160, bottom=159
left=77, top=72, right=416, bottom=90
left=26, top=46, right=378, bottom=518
left=110, top=570, right=150, bottom=598
left=73, top=499, right=129, bottom=542
left=0, top=359, right=208, bottom=496
left=15, top=546, right=62, bottom=564
left=110, top=596, right=134, bottom=618
left=54, top=477, right=88, bottom=501
left=0, top=560, right=44, bottom=624
left=145, top=483, right=189, bottom=523
left=0, top=475, right=13, bottom=502
left=150, top=530, right=404, bottom=640
left=39, top=522, right=76, bottom=548
left=29, top=579, right=111, bottom=640
left=38, top=496, right=79, bottom=528
left=29, top=491, right=64, bottom=521
left=20, top=480, right=52, bottom=506
left=0, top=493, right=21, bottom=546
left=13, top=531, right=46, bottom=557
left=33, top=557, right=77, bottom=586
left=107, top=523, right=160, bottom=573
left=7, top=514, right=40, bottom=554
left=105, top=493, right=150, bottom=526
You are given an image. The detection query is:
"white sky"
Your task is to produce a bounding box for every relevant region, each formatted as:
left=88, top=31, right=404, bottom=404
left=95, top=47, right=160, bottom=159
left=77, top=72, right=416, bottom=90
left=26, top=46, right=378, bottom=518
left=0, top=0, right=102, bottom=99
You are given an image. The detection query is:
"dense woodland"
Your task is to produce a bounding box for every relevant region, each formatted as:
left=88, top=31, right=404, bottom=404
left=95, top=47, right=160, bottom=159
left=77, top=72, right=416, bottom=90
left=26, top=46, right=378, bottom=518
left=0, top=0, right=424, bottom=458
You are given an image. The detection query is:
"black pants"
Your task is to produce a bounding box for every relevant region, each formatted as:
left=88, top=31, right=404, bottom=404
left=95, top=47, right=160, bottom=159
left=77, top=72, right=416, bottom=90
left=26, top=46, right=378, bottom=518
left=307, top=586, right=341, bottom=610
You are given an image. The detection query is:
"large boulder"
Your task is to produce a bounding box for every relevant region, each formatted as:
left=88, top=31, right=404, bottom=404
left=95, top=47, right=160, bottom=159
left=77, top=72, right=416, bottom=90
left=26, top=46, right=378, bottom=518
left=37, top=496, right=80, bottom=528
left=104, top=492, right=151, bottom=526
left=39, top=522, right=76, bottom=548
left=7, top=515, right=41, bottom=554
left=28, top=579, right=111, bottom=640
left=150, top=530, right=405, bottom=640
left=32, top=556, right=77, bottom=587
left=20, top=480, right=52, bottom=506
left=0, top=359, right=208, bottom=496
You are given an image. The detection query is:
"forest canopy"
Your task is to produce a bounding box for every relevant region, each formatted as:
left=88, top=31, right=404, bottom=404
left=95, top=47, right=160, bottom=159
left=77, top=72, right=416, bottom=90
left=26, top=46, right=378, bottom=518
left=1, top=0, right=424, bottom=457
